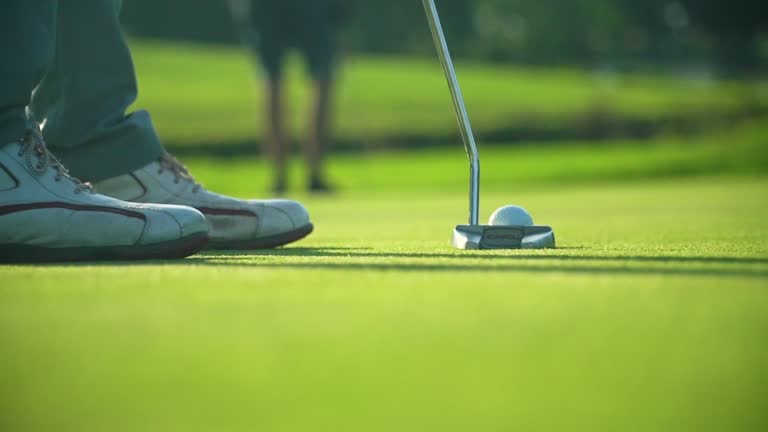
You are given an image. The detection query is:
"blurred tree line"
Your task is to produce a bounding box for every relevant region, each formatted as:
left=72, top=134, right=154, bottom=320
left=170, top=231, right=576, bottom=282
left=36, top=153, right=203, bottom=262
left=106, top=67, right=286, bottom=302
left=122, top=0, right=766, bottom=76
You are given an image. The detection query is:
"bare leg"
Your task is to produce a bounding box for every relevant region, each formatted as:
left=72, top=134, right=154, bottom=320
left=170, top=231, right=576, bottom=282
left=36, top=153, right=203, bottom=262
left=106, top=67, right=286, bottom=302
left=306, top=77, right=333, bottom=191
left=265, top=77, right=287, bottom=193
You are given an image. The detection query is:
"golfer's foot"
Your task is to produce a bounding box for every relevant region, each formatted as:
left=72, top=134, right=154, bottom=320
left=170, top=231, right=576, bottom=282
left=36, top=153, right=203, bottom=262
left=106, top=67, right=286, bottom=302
left=95, top=153, right=313, bottom=249
left=308, top=177, right=334, bottom=194
left=0, top=130, right=209, bottom=263
left=271, top=177, right=287, bottom=195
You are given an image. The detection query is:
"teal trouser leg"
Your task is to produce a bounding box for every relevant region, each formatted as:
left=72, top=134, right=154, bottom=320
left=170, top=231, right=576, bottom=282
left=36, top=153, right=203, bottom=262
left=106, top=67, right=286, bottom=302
left=0, top=1, right=57, bottom=147
left=29, top=0, right=164, bottom=182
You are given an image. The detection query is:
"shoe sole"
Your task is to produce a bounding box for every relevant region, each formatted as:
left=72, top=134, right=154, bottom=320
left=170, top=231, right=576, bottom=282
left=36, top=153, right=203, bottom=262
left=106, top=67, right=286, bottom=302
left=0, top=232, right=209, bottom=263
left=206, top=223, right=314, bottom=250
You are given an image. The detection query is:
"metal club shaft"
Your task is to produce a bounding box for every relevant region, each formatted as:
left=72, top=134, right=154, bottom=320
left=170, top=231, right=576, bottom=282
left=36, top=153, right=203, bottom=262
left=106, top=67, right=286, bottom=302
left=422, top=0, right=480, bottom=226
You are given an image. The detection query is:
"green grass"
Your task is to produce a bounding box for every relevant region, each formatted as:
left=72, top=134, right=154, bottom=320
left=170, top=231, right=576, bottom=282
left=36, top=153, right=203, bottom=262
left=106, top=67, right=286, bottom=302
left=2, top=167, right=767, bottom=430
left=182, top=118, right=768, bottom=196
left=130, top=40, right=768, bottom=147
left=2, top=41, right=767, bottom=431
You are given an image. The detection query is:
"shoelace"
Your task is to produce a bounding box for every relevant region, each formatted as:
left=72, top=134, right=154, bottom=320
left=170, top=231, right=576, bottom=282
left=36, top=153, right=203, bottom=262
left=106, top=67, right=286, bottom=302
left=18, top=126, right=93, bottom=194
left=157, top=153, right=202, bottom=193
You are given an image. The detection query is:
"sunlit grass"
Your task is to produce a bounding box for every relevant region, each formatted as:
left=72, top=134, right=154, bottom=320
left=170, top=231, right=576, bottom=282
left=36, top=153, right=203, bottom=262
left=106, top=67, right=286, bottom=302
left=178, top=118, right=768, bottom=197
left=2, top=176, right=767, bottom=431
left=2, top=39, right=767, bottom=432
left=130, top=40, right=768, bottom=147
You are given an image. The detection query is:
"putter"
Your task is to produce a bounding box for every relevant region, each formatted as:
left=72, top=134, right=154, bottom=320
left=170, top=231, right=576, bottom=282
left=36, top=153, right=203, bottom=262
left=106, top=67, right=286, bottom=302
left=421, top=0, right=556, bottom=249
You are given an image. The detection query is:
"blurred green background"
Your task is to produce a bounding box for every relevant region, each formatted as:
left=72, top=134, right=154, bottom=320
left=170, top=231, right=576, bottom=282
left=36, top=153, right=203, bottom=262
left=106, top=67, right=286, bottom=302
left=118, top=0, right=768, bottom=184
left=124, top=0, right=768, bottom=74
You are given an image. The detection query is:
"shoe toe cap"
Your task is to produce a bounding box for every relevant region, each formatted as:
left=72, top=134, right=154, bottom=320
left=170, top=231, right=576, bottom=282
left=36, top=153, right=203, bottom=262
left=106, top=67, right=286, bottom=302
left=169, top=205, right=210, bottom=237
left=139, top=204, right=209, bottom=244
left=277, top=199, right=311, bottom=227
left=265, top=199, right=311, bottom=228
left=244, top=199, right=310, bottom=236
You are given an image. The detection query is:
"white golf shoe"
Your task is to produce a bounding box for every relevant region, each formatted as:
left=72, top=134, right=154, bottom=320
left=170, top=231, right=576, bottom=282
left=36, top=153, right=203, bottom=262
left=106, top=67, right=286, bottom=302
left=95, top=153, right=313, bottom=249
left=0, top=130, right=209, bottom=263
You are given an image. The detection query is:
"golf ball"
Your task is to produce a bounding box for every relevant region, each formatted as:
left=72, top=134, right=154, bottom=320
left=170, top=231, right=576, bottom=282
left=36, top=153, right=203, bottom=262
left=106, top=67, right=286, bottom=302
left=489, top=205, right=534, bottom=226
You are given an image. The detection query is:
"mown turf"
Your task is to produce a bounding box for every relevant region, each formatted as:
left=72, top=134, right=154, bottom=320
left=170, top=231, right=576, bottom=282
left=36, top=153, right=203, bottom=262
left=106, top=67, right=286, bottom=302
left=129, top=40, right=768, bottom=147
left=4, top=42, right=768, bottom=428
left=181, top=118, right=768, bottom=196
left=1, top=173, right=767, bottom=431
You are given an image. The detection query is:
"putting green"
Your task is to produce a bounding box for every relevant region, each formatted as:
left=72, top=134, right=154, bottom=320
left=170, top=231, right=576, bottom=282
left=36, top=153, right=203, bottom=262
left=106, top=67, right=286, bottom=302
left=1, top=175, right=766, bottom=431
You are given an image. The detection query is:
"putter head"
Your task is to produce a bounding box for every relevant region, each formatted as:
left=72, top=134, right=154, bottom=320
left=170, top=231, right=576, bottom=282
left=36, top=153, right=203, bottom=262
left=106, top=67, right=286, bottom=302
left=452, top=225, right=556, bottom=250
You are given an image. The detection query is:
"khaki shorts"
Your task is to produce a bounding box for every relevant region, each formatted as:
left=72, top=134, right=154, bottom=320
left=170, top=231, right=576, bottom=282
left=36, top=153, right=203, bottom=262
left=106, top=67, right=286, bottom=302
left=230, top=0, right=339, bottom=80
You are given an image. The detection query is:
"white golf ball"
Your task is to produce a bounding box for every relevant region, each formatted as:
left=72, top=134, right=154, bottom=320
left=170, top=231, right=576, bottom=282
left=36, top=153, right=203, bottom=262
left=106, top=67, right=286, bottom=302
left=489, top=205, right=534, bottom=226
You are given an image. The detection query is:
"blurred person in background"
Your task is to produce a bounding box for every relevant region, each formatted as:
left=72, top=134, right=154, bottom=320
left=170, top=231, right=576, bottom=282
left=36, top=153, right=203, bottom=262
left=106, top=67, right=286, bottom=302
left=229, top=0, right=348, bottom=194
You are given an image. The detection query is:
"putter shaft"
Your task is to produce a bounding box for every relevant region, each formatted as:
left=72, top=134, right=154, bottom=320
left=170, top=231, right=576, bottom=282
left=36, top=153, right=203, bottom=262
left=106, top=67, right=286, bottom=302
left=422, top=0, right=480, bottom=226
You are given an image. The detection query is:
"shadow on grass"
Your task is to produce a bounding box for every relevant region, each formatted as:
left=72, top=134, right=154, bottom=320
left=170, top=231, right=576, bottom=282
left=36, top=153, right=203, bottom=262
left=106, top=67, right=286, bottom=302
left=167, top=106, right=768, bottom=158
left=204, top=247, right=768, bottom=265
left=184, top=247, right=768, bottom=278
left=14, top=247, right=768, bottom=278
left=196, top=261, right=768, bottom=278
